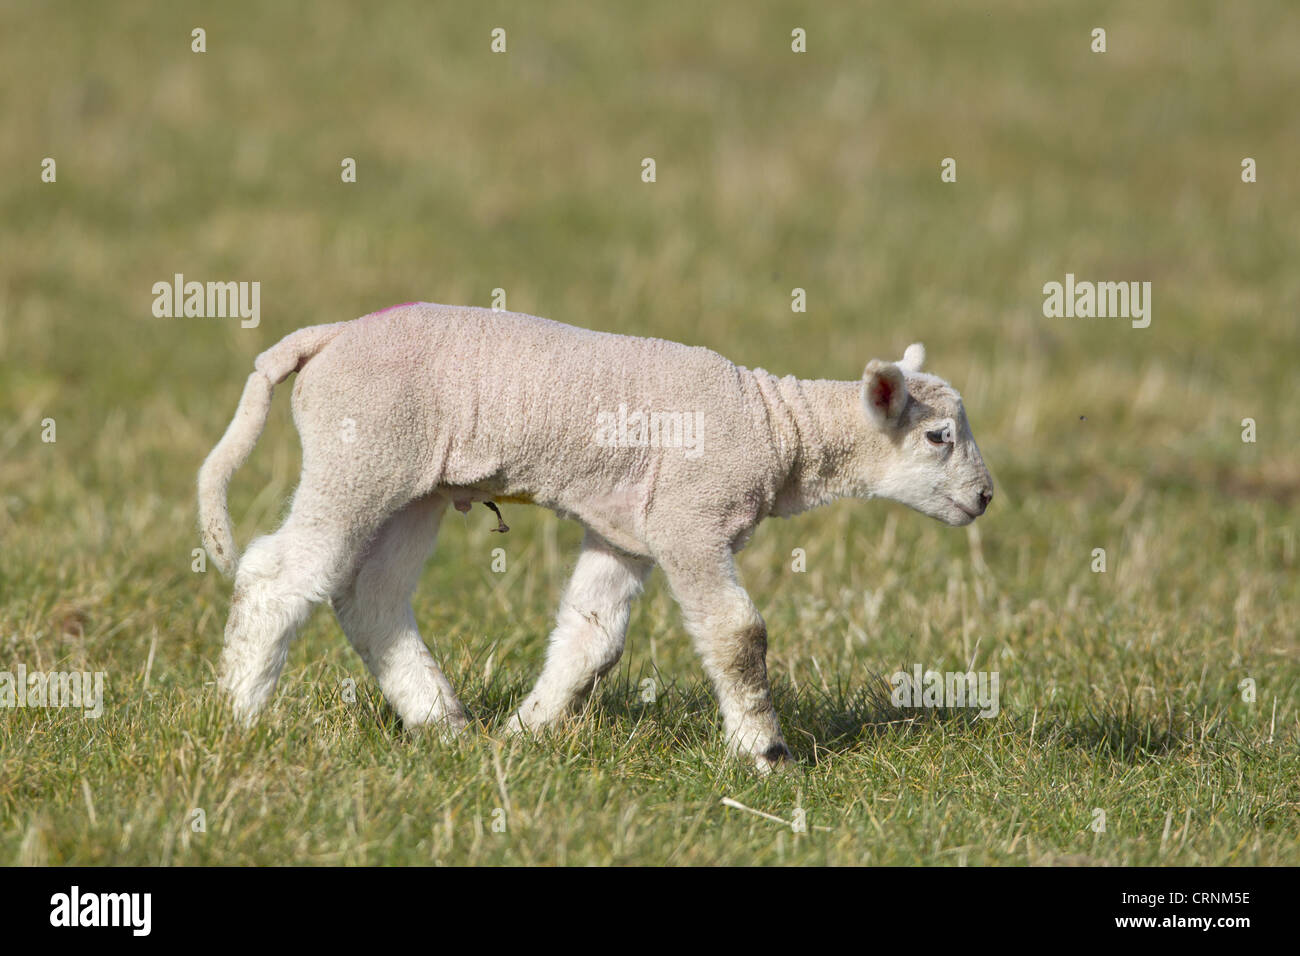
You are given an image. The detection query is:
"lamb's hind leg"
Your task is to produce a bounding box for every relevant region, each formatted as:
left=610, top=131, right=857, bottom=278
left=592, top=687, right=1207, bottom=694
left=332, top=495, right=467, bottom=735
left=219, top=502, right=365, bottom=724
left=506, top=533, right=652, bottom=735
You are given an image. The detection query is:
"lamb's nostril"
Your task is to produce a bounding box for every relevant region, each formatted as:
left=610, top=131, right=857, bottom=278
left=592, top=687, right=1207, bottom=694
left=977, top=488, right=992, bottom=512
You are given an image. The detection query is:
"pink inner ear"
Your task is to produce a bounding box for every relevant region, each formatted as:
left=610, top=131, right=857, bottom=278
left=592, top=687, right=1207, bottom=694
left=870, top=374, right=894, bottom=410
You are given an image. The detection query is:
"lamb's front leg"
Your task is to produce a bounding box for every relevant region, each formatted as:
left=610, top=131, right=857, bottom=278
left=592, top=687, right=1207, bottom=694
left=660, top=549, right=791, bottom=772
left=505, top=533, right=651, bottom=735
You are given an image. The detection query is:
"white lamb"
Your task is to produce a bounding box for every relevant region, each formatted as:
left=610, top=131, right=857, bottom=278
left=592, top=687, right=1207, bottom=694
left=198, top=302, right=992, bottom=771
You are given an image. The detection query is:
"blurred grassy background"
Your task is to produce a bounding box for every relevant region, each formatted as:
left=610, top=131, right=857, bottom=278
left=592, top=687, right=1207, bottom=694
left=1, top=0, right=1297, bottom=864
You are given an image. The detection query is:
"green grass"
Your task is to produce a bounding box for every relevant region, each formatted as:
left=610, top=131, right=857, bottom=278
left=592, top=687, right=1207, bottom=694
left=1, top=0, right=1298, bottom=865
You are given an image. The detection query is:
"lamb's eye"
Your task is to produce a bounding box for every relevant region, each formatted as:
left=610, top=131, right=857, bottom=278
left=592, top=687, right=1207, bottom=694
left=925, top=428, right=949, bottom=446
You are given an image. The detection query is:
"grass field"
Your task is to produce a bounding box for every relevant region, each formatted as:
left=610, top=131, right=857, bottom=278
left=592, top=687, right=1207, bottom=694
left=1, top=1, right=1298, bottom=865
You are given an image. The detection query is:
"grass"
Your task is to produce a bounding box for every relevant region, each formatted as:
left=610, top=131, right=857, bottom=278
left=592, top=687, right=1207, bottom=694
left=1, top=0, right=1298, bottom=865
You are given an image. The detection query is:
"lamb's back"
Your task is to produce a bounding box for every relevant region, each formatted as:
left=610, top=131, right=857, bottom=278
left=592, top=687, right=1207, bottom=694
left=299, top=304, right=784, bottom=544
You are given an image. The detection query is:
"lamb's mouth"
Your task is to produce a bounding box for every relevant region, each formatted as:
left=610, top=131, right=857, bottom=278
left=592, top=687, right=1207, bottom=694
left=949, top=497, right=980, bottom=520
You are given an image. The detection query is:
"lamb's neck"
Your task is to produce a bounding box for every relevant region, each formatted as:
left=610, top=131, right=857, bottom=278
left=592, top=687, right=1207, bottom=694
left=768, top=375, right=886, bottom=517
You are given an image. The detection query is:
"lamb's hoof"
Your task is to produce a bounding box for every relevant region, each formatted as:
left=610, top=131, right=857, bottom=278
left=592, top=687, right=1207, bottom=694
left=502, top=701, right=561, bottom=740
left=220, top=685, right=267, bottom=729
left=439, top=711, right=470, bottom=739
left=501, top=711, right=531, bottom=739
left=408, top=711, right=469, bottom=742
left=755, top=742, right=796, bottom=775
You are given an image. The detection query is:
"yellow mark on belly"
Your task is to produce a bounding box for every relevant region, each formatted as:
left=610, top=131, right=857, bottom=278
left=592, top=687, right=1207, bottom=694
left=495, top=493, right=536, bottom=506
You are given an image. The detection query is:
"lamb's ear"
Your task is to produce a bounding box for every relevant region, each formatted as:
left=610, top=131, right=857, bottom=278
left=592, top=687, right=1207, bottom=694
left=899, top=342, right=925, bottom=372
left=861, top=360, right=908, bottom=428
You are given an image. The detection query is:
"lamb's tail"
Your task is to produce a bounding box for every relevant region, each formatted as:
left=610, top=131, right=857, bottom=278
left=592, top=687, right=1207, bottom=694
left=197, top=322, right=348, bottom=577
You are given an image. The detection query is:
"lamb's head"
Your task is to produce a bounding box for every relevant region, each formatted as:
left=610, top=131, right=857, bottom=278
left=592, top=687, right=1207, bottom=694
left=859, top=343, right=993, bottom=526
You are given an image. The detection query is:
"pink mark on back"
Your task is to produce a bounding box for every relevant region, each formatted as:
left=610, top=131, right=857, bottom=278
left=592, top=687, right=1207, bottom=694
left=367, top=301, right=419, bottom=316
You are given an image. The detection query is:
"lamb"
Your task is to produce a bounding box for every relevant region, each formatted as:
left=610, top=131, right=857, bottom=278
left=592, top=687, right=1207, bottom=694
left=198, top=302, right=993, bottom=771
